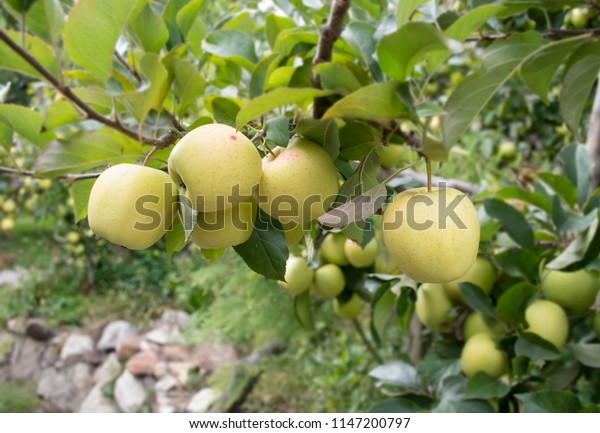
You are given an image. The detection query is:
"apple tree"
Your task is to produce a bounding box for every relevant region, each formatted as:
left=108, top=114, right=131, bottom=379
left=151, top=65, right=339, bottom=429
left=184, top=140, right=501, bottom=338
left=1, top=0, right=600, bottom=412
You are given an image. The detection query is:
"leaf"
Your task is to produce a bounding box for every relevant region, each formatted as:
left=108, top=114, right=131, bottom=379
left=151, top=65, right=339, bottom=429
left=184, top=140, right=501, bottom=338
left=175, top=0, right=206, bottom=57
left=130, top=2, right=169, bottom=54
left=517, top=390, right=582, bottom=413
left=293, top=290, right=314, bottom=330
left=3, top=0, right=36, bottom=13
left=0, top=104, right=44, bottom=147
left=210, top=97, right=241, bottom=128
left=165, top=213, right=186, bottom=260
left=421, top=136, right=449, bottom=162
left=484, top=198, right=535, bottom=250
left=515, top=333, right=561, bottom=362
left=338, top=121, right=381, bottom=161
left=44, top=99, right=82, bottom=129
left=377, top=23, right=449, bottom=81
left=202, top=29, right=258, bottom=71
left=369, top=282, right=394, bottom=346
left=465, top=372, right=511, bottom=400
left=322, top=81, right=412, bottom=121
left=369, top=361, right=421, bottom=390
left=368, top=397, right=429, bottom=413
left=295, top=118, right=341, bottom=160
left=264, top=13, right=295, bottom=49
left=396, top=0, right=429, bottom=27
left=265, top=116, right=290, bottom=148
left=460, top=282, right=497, bottom=320
left=539, top=172, right=578, bottom=208
left=250, top=54, right=279, bottom=98
left=0, top=30, right=59, bottom=79
left=69, top=178, right=96, bottom=222
left=63, top=0, right=141, bottom=81
left=233, top=210, right=288, bottom=280
left=314, top=62, right=361, bottom=94
left=495, top=186, right=551, bottom=213
left=171, top=57, right=206, bottom=117
left=432, top=375, right=494, bottom=413
left=318, top=183, right=388, bottom=229
left=496, top=282, right=538, bottom=325
left=570, top=344, right=600, bottom=368
left=443, top=32, right=544, bottom=146
left=547, top=213, right=600, bottom=271
left=30, top=0, right=65, bottom=49
left=493, top=247, right=540, bottom=280
left=342, top=22, right=383, bottom=82
left=201, top=247, right=225, bottom=263
left=236, top=87, right=332, bottom=129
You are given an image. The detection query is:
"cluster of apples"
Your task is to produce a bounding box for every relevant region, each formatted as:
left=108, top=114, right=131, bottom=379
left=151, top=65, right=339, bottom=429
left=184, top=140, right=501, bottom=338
left=0, top=176, right=54, bottom=233
left=87, top=124, right=339, bottom=250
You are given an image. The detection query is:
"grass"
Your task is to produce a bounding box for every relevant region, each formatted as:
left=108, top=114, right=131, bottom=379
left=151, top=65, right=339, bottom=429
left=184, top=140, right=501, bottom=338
left=0, top=383, right=39, bottom=413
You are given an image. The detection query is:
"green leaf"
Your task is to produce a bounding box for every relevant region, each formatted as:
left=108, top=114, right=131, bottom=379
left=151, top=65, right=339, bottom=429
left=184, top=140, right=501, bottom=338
left=171, top=57, right=206, bottom=117
left=515, top=333, right=561, bottom=361
left=465, top=372, right=511, bottom=399
left=63, top=0, right=141, bottom=81
left=547, top=213, right=600, bottom=271
left=484, top=198, right=535, bottom=250
left=0, top=30, right=59, bottom=79
left=44, top=99, right=82, bottom=129
left=342, top=22, right=383, bottom=82
left=323, top=81, right=412, bottom=121
left=165, top=212, right=186, bottom=260
left=460, top=282, right=497, bottom=319
left=3, top=0, right=36, bottom=13
left=369, top=282, right=394, bottom=346
left=339, top=146, right=381, bottom=199
left=201, top=247, right=225, bottom=263
left=202, top=29, right=258, bottom=71
left=338, top=121, right=381, bottom=161
left=273, top=29, right=318, bottom=57
left=433, top=375, right=494, bottom=413
left=377, top=22, right=449, bottom=81
left=130, top=3, right=169, bottom=54
left=69, top=178, right=96, bottom=222
left=175, top=0, right=206, bottom=57
left=495, top=186, right=551, bottom=213
left=236, top=87, right=332, bottom=129
left=570, top=344, right=600, bottom=368
left=517, top=390, right=582, bottom=413
left=396, top=0, right=428, bottom=27
left=293, top=290, right=314, bottom=330
left=314, top=62, right=361, bottom=94
left=210, top=97, right=241, bottom=128
left=496, top=282, right=538, bottom=325
left=421, top=136, right=449, bottom=162
left=319, top=183, right=387, bottom=228
left=369, top=361, right=421, bottom=390
left=233, top=210, right=288, bottom=280
left=539, top=172, right=578, bottom=208
left=250, top=54, right=279, bottom=98
left=294, top=118, right=340, bottom=160
left=0, top=103, right=44, bottom=147
left=493, top=247, right=540, bottom=280
left=35, top=128, right=143, bottom=177
left=368, top=397, right=429, bottom=413
left=265, top=116, right=290, bottom=148
left=443, top=32, right=544, bottom=146
left=264, top=13, right=295, bottom=49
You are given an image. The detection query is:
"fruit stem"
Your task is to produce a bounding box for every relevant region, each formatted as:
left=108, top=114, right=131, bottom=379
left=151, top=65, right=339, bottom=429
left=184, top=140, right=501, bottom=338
left=426, top=158, right=432, bottom=192
left=142, top=146, right=159, bottom=166
left=259, top=135, right=277, bottom=159
left=353, top=319, right=384, bottom=364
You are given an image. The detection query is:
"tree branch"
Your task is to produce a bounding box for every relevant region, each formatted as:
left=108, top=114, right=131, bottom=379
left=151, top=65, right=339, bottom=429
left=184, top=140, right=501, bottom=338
left=0, top=29, right=180, bottom=148
left=0, top=165, right=168, bottom=182
left=379, top=167, right=479, bottom=195
left=311, top=0, right=351, bottom=119
left=586, top=78, right=600, bottom=189
left=114, top=51, right=141, bottom=82
left=465, top=27, right=600, bottom=42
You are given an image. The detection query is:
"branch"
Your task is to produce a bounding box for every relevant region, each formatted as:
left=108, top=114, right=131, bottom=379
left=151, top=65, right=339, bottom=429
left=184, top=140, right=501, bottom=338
left=0, top=29, right=180, bottom=149
left=379, top=167, right=479, bottom=195
left=0, top=165, right=168, bottom=182
left=114, top=51, right=141, bottom=82
left=311, top=0, right=351, bottom=119
left=586, top=77, right=600, bottom=189
left=466, top=27, right=600, bottom=42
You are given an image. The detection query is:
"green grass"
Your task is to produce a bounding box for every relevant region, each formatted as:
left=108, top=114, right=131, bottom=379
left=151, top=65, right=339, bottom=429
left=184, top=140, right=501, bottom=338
left=0, top=383, right=39, bottom=413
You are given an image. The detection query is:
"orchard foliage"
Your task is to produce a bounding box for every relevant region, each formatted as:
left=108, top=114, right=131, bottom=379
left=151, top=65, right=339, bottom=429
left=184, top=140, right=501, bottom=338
left=1, top=0, right=600, bottom=413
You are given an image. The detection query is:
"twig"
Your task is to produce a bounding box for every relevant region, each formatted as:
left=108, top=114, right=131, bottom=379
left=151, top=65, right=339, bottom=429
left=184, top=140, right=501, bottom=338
left=407, top=312, right=422, bottom=364
left=114, top=51, right=141, bottom=82
left=0, top=165, right=169, bottom=182
left=142, top=146, right=159, bottom=166
left=311, top=0, right=351, bottom=118
left=586, top=74, right=600, bottom=189
left=0, top=29, right=180, bottom=148
left=353, top=319, right=384, bottom=364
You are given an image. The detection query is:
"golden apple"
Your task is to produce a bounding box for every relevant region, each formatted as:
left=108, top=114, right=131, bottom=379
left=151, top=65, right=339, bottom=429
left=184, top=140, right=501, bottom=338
left=190, top=201, right=256, bottom=249
left=460, top=333, right=508, bottom=378
left=333, top=294, right=361, bottom=319
left=66, top=231, right=80, bottom=244
left=313, top=264, right=345, bottom=297
left=344, top=238, right=378, bottom=268
left=382, top=187, right=480, bottom=283
left=380, top=144, right=404, bottom=169
left=1, top=217, right=14, bottom=232
left=168, top=123, right=262, bottom=212
left=525, top=300, right=569, bottom=349
left=282, top=221, right=305, bottom=246
left=415, top=283, right=454, bottom=332
left=463, top=311, right=503, bottom=340
left=319, top=232, right=349, bottom=266
left=281, top=256, right=314, bottom=295
left=541, top=269, right=599, bottom=313
left=444, top=257, right=495, bottom=301
left=88, top=164, right=177, bottom=250
left=2, top=199, right=16, bottom=214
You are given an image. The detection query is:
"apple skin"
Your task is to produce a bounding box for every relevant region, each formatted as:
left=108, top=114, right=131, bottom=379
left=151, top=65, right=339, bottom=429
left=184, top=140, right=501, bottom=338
left=498, top=141, right=517, bottom=162
left=463, top=311, right=502, bottom=340
left=319, top=233, right=349, bottom=266
left=344, top=238, right=378, bottom=268
left=281, top=256, right=314, bottom=295
left=541, top=269, right=599, bottom=313
left=88, top=164, right=177, bottom=250
left=168, top=123, right=262, bottom=212
left=380, top=145, right=404, bottom=169
left=525, top=300, right=569, bottom=349
left=569, top=8, right=589, bottom=29
left=190, top=201, right=257, bottom=249
left=313, top=264, right=346, bottom=297
left=415, top=283, right=454, bottom=332
left=382, top=187, right=480, bottom=283
left=444, top=257, right=495, bottom=302
left=460, top=333, right=508, bottom=378
left=282, top=221, right=305, bottom=246
left=66, top=231, right=80, bottom=244
left=334, top=294, right=361, bottom=319
left=2, top=199, right=16, bottom=214
left=592, top=313, right=600, bottom=340
left=1, top=217, right=14, bottom=232
left=257, top=138, right=338, bottom=224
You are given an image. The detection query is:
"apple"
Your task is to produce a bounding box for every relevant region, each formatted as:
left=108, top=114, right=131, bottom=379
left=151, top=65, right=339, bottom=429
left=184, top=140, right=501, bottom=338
left=38, top=179, right=52, bottom=190
left=450, top=72, right=463, bottom=87
left=380, top=144, right=404, bottom=169
left=460, top=333, right=508, bottom=378
left=525, top=300, right=569, bottom=349
left=1, top=217, right=14, bottom=232
left=168, top=123, right=262, bottom=212
left=344, top=238, right=378, bottom=268
left=66, top=231, right=80, bottom=244
left=313, top=264, right=346, bottom=297
left=443, top=257, right=495, bottom=302
left=463, top=311, right=502, bottom=340
left=541, top=269, right=599, bottom=313
left=333, top=294, right=361, bottom=319
left=282, top=221, right=305, bottom=246
left=257, top=138, right=339, bottom=224
left=382, top=187, right=480, bottom=283
left=415, top=283, right=454, bottom=332
left=319, top=233, right=349, bottom=266
left=88, top=164, right=177, bottom=250
left=190, top=201, right=257, bottom=249
left=498, top=141, right=517, bottom=162
left=2, top=199, right=16, bottom=214
left=281, top=256, right=314, bottom=295
left=592, top=313, right=600, bottom=339
left=569, top=8, right=589, bottom=29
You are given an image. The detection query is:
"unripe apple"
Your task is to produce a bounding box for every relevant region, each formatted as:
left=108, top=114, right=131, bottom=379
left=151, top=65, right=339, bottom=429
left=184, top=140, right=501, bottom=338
left=380, top=144, right=404, bottom=169
left=382, top=187, right=480, bottom=283
left=313, top=264, right=346, bottom=297
left=88, top=164, right=177, bottom=250
left=282, top=221, right=305, bottom=246
left=333, top=294, right=361, bottom=319
left=257, top=138, right=339, bottom=224
left=344, top=238, right=378, bottom=268
left=525, top=300, right=569, bottom=349
left=460, top=333, right=508, bottom=378
left=38, top=179, right=52, bottom=190
left=444, top=257, right=495, bottom=302
left=2, top=199, right=16, bottom=213
left=190, top=201, right=257, bottom=249
left=415, top=283, right=454, bottom=332
left=281, top=256, right=314, bottom=295
left=463, top=311, right=503, bottom=340
left=168, top=124, right=262, bottom=212
left=498, top=141, right=517, bottom=162
left=66, top=231, right=80, bottom=244
left=319, top=233, right=349, bottom=266
left=592, top=312, right=600, bottom=339
left=1, top=217, right=14, bottom=232
left=541, top=269, right=599, bottom=313
left=569, top=8, right=589, bottom=29
left=450, top=71, right=463, bottom=87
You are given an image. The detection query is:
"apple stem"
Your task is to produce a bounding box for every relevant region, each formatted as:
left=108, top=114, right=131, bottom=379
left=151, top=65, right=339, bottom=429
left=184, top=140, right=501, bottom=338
left=142, top=146, right=159, bottom=166
left=260, top=137, right=277, bottom=159
left=426, top=158, right=432, bottom=192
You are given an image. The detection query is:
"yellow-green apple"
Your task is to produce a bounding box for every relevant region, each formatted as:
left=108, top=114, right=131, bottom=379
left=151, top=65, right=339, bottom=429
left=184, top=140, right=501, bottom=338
left=382, top=187, right=480, bottom=283
left=415, top=283, right=454, bottom=332
left=88, top=164, right=177, bottom=250
left=333, top=294, right=361, bottom=319
left=592, top=312, right=600, bottom=339
left=525, top=300, right=569, bottom=349
left=319, top=232, right=349, bottom=266
left=463, top=311, right=503, bottom=340
left=313, top=264, right=345, bottom=297
left=168, top=123, right=262, bottom=212
left=282, top=221, right=305, bottom=246
left=2, top=199, right=16, bottom=213
left=380, top=144, right=404, bottom=169
left=498, top=141, right=517, bottom=162
left=190, top=201, right=256, bottom=249
left=444, top=257, right=495, bottom=301
left=541, top=269, right=599, bottom=313
left=280, top=256, right=314, bottom=295
left=257, top=138, right=338, bottom=224
left=460, top=333, right=508, bottom=378
left=66, top=231, right=80, bottom=244
left=1, top=217, right=14, bottom=232
left=344, top=238, right=378, bottom=268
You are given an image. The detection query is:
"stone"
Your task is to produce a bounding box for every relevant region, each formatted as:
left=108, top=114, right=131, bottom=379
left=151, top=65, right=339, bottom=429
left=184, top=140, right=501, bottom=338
left=93, top=352, right=122, bottom=386
left=85, top=320, right=109, bottom=343
left=117, top=335, right=142, bottom=360
left=155, top=375, right=178, bottom=392
left=9, top=337, right=46, bottom=382
left=0, top=268, right=25, bottom=287
left=37, top=363, right=94, bottom=412
left=167, top=361, right=195, bottom=384
left=145, top=326, right=181, bottom=345
left=25, top=318, right=56, bottom=341
left=187, top=388, right=221, bottom=413
left=114, top=370, right=147, bottom=413
left=78, top=384, right=120, bottom=413
left=60, top=333, right=96, bottom=362
left=126, top=350, right=158, bottom=376
left=161, top=345, right=190, bottom=361
left=0, top=332, right=13, bottom=364
left=97, top=321, right=135, bottom=352
left=155, top=391, right=177, bottom=413
left=192, top=342, right=238, bottom=372
left=154, top=361, right=168, bottom=378
left=6, top=316, right=26, bottom=334
left=160, top=310, right=191, bottom=328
